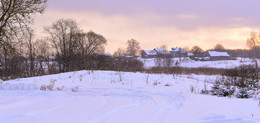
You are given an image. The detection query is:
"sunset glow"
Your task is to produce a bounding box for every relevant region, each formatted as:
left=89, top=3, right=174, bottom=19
left=33, top=0, right=260, bottom=53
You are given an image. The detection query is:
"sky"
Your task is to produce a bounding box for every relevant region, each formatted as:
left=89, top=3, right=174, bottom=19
left=33, top=0, right=260, bottom=53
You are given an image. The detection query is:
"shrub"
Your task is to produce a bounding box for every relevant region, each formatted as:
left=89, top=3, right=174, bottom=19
left=210, top=84, right=221, bottom=96
left=236, top=88, right=253, bottom=98
left=222, top=65, right=259, bottom=89
left=210, top=84, right=235, bottom=97
left=147, top=67, right=226, bottom=75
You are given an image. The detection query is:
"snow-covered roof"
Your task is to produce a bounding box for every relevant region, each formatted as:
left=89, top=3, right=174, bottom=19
left=171, top=47, right=187, bottom=53
left=48, top=56, right=56, bottom=59
left=103, top=53, right=111, bottom=56
left=98, top=53, right=112, bottom=56
left=208, top=51, right=230, bottom=57
left=154, top=48, right=170, bottom=54
left=187, top=53, right=194, bottom=56
left=143, top=50, right=157, bottom=56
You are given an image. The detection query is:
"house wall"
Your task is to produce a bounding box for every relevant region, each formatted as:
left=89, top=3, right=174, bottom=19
left=210, top=56, right=231, bottom=61
left=170, top=51, right=188, bottom=57
left=141, top=51, right=147, bottom=58
left=157, top=54, right=172, bottom=58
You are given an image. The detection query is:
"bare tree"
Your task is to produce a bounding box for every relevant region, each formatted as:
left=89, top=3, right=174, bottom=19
left=35, top=39, right=49, bottom=59
left=246, top=32, right=260, bottom=88
left=86, top=31, right=107, bottom=55
left=113, top=48, right=125, bottom=56
left=160, top=44, right=167, bottom=49
left=44, top=19, right=80, bottom=72
left=45, top=19, right=107, bottom=71
left=0, top=0, right=47, bottom=48
left=247, top=32, right=259, bottom=50
left=190, top=45, right=203, bottom=57
left=126, top=39, right=140, bottom=56
left=0, top=0, right=47, bottom=77
left=75, top=32, right=87, bottom=57
left=214, top=43, right=225, bottom=51
left=23, top=27, right=36, bottom=76
left=35, top=39, right=50, bottom=74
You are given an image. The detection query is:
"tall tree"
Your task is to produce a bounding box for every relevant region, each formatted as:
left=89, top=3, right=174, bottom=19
left=86, top=31, right=107, bottom=55
left=214, top=43, right=225, bottom=51
left=35, top=38, right=50, bottom=74
left=0, top=0, right=47, bottom=73
left=45, top=19, right=107, bottom=71
left=190, top=45, right=203, bottom=57
left=160, top=44, right=167, bottom=49
left=113, top=48, right=125, bottom=56
left=247, top=32, right=260, bottom=59
left=0, top=0, right=47, bottom=46
left=44, top=19, right=80, bottom=72
left=246, top=32, right=260, bottom=88
left=126, top=39, right=140, bottom=56
left=24, top=27, right=35, bottom=75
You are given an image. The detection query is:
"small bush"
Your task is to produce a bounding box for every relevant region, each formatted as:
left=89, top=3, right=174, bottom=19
left=222, top=65, right=259, bottom=89
left=236, top=88, right=253, bottom=98
left=209, top=83, right=256, bottom=98
left=210, top=84, right=221, bottom=96
left=210, top=84, right=235, bottom=97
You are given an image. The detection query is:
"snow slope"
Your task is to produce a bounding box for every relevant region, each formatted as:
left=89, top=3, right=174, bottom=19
left=0, top=70, right=260, bottom=123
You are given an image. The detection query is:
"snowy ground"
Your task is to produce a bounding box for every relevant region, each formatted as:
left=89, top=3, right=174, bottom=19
left=0, top=70, right=260, bottom=123
left=140, top=57, right=256, bottom=69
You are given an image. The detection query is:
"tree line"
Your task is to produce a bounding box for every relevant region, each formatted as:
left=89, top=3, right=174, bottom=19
left=0, top=0, right=144, bottom=80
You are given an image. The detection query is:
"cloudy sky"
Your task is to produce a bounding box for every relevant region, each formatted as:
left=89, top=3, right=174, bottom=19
left=34, top=0, right=260, bottom=53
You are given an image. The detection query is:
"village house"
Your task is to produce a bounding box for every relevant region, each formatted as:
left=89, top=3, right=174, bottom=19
left=154, top=48, right=172, bottom=58
left=141, top=50, right=158, bottom=58
left=141, top=48, right=172, bottom=58
left=170, top=47, right=188, bottom=57
left=141, top=47, right=190, bottom=58
left=205, top=51, right=231, bottom=60
left=187, top=52, right=195, bottom=59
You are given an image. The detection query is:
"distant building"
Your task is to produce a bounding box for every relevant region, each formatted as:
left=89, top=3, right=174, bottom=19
left=170, top=47, right=188, bottom=57
left=141, top=50, right=158, bottom=58
left=100, top=53, right=112, bottom=56
left=48, top=56, right=56, bottom=60
left=154, top=48, right=169, bottom=54
left=205, top=51, right=231, bottom=60
left=154, top=48, right=171, bottom=57
left=187, top=52, right=195, bottom=59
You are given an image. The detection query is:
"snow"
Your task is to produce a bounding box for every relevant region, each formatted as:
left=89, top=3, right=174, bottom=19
left=0, top=70, right=260, bottom=123
left=171, top=47, right=187, bottom=53
left=98, top=53, right=112, bottom=56
left=48, top=56, right=56, bottom=59
left=154, top=48, right=170, bottom=54
left=139, top=57, right=256, bottom=69
left=188, top=52, right=194, bottom=56
left=208, top=51, right=230, bottom=57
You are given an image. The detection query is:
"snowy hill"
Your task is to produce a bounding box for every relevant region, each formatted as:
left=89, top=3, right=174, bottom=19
left=0, top=70, right=260, bottom=123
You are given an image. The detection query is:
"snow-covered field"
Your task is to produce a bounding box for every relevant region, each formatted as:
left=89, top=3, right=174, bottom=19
left=0, top=70, right=260, bottom=123
left=140, top=57, right=256, bottom=69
